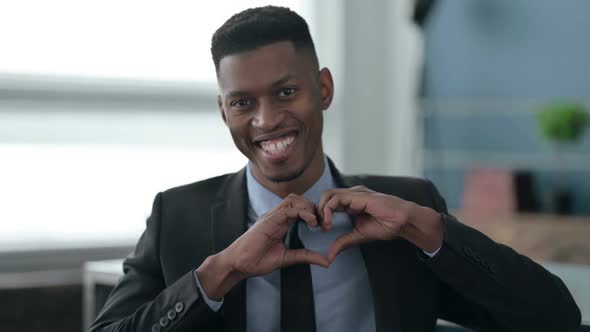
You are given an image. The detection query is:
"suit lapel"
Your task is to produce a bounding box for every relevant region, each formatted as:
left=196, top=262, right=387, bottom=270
left=210, top=167, right=249, bottom=332
left=329, top=159, right=403, bottom=332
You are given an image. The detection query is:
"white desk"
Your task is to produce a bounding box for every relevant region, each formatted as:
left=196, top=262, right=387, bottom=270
left=83, top=259, right=128, bottom=330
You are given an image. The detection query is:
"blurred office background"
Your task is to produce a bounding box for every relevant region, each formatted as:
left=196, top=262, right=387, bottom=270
left=0, top=0, right=588, bottom=331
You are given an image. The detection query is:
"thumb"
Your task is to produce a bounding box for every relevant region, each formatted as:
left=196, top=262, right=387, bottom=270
left=327, top=231, right=366, bottom=262
left=282, top=248, right=330, bottom=268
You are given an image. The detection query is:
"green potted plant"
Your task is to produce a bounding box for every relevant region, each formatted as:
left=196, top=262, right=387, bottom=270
left=538, top=103, right=589, bottom=144
left=536, top=102, right=589, bottom=214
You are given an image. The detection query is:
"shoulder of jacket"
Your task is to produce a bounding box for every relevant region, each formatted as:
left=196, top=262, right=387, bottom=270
left=352, top=174, right=432, bottom=190
left=161, top=172, right=233, bottom=201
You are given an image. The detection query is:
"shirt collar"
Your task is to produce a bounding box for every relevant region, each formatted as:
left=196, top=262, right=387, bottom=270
left=246, top=155, right=335, bottom=219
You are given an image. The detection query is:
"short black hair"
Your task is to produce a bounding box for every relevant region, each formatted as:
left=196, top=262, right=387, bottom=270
left=211, top=6, right=318, bottom=73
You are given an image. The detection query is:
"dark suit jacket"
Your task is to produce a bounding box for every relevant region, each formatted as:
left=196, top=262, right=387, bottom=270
left=89, top=161, right=581, bottom=332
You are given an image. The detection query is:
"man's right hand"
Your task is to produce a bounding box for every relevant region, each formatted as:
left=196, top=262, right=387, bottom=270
left=196, top=194, right=329, bottom=300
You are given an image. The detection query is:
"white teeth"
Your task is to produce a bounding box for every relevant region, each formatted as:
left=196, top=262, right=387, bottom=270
left=260, top=135, right=295, bottom=154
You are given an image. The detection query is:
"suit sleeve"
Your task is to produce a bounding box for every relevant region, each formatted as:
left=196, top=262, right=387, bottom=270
left=88, top=193, right=219, bottom=332
left=422, top=181, right=581, bottom=332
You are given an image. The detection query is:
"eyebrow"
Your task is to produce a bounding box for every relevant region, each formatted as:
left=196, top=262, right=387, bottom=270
left=271, top=74, right=295, bottom=87
left=226, top=90, right=250, bottom=98
left=226, top=74, right=296, bottom=99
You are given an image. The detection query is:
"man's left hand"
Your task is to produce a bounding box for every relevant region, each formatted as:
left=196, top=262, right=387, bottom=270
left=318, top=186, right=444, bottom=262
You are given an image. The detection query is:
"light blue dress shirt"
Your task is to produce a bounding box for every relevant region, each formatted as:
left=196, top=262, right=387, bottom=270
left=194, top=156, right=440, bottom=331
left=242, top=157, right=376, bottom=332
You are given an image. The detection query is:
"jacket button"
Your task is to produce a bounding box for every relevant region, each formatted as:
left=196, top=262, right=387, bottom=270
left=462, top=247, right=473, bottom=256
left=159, top=317, right=169, bottom=327
left=151, top=323, right=162, bottom=332
left=167, top=309, right=177, bottom=320
left=488, top=264, right=497, bottom=274
left=175, top=301, right=184, bottom=313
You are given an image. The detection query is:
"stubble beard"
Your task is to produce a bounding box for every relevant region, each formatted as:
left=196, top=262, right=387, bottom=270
left=266, top=165, right=307, bottom=183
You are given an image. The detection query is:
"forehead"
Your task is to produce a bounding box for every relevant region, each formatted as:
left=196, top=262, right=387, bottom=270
left=217, top=41, right=313, bottom=94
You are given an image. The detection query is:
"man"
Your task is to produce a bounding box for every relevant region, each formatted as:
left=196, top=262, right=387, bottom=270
left=89, top=6, right=581, bottom=332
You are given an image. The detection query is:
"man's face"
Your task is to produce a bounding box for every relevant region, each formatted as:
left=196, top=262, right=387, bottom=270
left=217, top=41, right=333, bottom=184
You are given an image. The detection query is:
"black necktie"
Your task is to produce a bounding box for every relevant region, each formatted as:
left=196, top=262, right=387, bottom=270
left=280, top=221, right=317, bottom=332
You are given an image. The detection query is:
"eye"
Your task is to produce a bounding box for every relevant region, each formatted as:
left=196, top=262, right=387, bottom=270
left=278, top=87, right=296, bottom=98
left=230, top=99, right=254, bottom=109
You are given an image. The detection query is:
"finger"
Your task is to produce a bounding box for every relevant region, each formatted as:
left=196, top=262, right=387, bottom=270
left=318, top=187, right=370, bottom=219
left=314, top=205, right=326, bottom=230
left=329, top=191, right=370, bottom=215
left=282, top=248, right=330, bottom=268
left=325, top=193, right=354, bottom=213
left=322, top=193, right=355, bottom=230
left=318, top=190, right=339, bottom=230
left=281, top=208, right=318, bottom=227
left=288, top=194, right=326, bottom=230
left=327, top=230, right=366, bottom=262
left=322, top=204, right=333, bottom=231
left=317, top=189, right=335, bottom=220
left=351, top=185, right=372, bottom=193
left=299, top=209, right=319, bottom=228
left=285, top=193, right=316, bottom=212
left=285, top=194, right=320, bottom=227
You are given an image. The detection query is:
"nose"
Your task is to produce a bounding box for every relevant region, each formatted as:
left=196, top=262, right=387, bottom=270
left=252, top=98, right=283, bottom=131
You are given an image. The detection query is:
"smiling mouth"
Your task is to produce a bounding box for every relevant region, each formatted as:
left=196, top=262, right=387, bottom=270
left=255, top=131, right=298, bottom=159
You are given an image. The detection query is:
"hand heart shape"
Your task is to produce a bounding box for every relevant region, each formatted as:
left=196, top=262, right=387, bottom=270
left=200, top=187, right=443, bottom=300
left=224, top=186, right=422, bottom=281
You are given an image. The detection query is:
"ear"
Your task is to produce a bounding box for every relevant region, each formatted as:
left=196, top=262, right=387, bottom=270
left=218, top=95, right=227, bottom=125
left=318, top=67, right=334, bottom=111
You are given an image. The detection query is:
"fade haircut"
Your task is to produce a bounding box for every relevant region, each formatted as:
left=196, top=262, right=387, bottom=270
left=211, top=6, right=318, bottom=73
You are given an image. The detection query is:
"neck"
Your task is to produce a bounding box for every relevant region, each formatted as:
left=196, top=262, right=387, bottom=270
left=253, top=149, right=325, bottom=198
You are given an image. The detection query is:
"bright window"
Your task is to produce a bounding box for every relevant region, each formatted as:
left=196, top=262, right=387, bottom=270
left=0, top=0, right=310, bottom=81
left=0, top=112, right=247, bottom=251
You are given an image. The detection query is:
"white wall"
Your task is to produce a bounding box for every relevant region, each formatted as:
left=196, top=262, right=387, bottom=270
left=312, top=0, right=423, bottom=177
